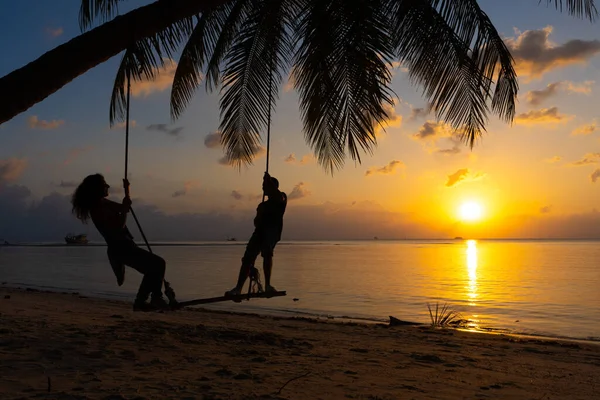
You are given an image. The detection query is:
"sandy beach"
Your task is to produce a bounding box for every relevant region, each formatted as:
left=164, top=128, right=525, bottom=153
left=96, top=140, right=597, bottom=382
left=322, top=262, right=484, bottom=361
left=0, top=287, right=598, bottom=400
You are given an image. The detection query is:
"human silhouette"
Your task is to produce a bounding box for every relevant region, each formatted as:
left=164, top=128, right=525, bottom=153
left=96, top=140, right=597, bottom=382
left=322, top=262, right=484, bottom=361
left=71, top=173, right=169, bottom=311
left=225, top=172, right=287, bottom=296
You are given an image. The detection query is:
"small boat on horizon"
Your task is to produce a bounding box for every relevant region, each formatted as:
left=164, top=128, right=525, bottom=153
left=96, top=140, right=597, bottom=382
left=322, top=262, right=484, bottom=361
left=65, top=233, right=89, bottom=245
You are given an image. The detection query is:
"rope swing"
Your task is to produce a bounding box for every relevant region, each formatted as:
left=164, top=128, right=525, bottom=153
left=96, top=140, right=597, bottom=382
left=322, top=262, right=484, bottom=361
left=123, top=66, right=177, bottom=306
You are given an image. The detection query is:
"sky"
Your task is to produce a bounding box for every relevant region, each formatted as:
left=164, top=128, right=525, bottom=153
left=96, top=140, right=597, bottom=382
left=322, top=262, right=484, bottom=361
left=2, top=0, right=600, bottom=241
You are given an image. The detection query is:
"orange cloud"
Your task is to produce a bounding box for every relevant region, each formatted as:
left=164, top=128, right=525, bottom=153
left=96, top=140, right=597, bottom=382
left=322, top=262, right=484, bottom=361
left=28, top=115, right=64, bottom=130
left=375, top=102, right=402, bottom=137
left=112, top=120, right=137, bottom=129
left=46, top=27, right=63, bottom=38
left=514, top=107, right=572, bottom=125
left=172, top=180, right=199, bottom=198
left=218, top=145, right=266, bottom=166
left=0, top=158, right=28, bottom=183
left=571, top=122, right=596, bottom=136
left=504, top=26, right=600, bottom=79
left=445, top=168, right=485, bottom=187
left=412, top=121, right=451, bottom=141
left=288, top=182, right=311, bottom=200
left=130, top=59, right=178, bottom=97
left=570, top=153, right=600, bottom=166
left=524, top=81, right=594, bottom=105
left=545, top=155, right=562, bottom=163
left=284, top=153, right=313, bottom=165
left=365, top=160, right=404, bottom=176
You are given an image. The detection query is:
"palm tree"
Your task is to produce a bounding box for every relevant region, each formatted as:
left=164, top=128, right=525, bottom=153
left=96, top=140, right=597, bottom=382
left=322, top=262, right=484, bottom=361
left=0, top=1, right=597, bottom=173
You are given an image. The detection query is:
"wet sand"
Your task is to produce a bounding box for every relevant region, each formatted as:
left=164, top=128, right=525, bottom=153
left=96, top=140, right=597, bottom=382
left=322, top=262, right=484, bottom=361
left=1, top=287, right=598, bottom=399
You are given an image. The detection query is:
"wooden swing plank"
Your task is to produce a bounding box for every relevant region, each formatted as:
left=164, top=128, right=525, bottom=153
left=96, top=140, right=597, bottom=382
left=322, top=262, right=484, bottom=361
left=175, top=291, right=287, bottom=308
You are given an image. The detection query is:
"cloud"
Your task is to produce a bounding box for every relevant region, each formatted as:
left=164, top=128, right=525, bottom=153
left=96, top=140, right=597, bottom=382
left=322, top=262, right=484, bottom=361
left=284, top=153, right=313, bottom=165
left=591, top=169, right=600, bottom=183
left=571, top=122, right=597, bottom=136
left=0, top=158, right=27, bottom=183
left=283, top=71, right=296, bottom=93
left=28, top=115, right=64, bottom=130
left=409, top=106, right=429, bottom=121
left=540, top=205, right=553, bottom=214
left=524, top=81, right=594, bottom=106
left=365, top=160, right=404, bottom=176
left=566, top=80, right=594, bottom=94
left=525, top=82, right=562, bottom=105
left=231, top=190, right=243, bottom=200
left=445, top=168, right=485, bottom=187
left=412, top=121, right=451, bottom=141
left=57, top=181, right=78, bottom=188
left=446, top=168, right=469, bottom=187
left=171, top=181, right=198, bottom=198
left=7, top=185, right=600, bottom=242
left=218, top=145, right=266, bottom=166
left=130, top=59, right=178, bottom=97
left=375, top=102, right=402, bottom=137
left=514, top=107, right=572, bottom=125
left=112, top=120, right=137, bottom=129
left=63, top=146, right=94, bottom=166
left=435, top=134, right=463, bottom=156
left=287, top=182, right=311, bottom=200
left=147, top=124, right=183, bottom=136
left=504, top=26, right=600, bottom=79
left=545, top=155, right=562, bottom=163
left=571, top=153, right=600, bottom=166
left=204, top=131, right=222, bottom=149
left=46, top=27, right=63, bottom=38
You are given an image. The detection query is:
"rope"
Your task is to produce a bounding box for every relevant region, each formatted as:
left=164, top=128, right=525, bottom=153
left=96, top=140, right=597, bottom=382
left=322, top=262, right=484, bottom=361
left=262, top=53, right=275, bottom=202
left=124, top=67, right=152, bottom=254
left=124, top=65, right=176, bottom=305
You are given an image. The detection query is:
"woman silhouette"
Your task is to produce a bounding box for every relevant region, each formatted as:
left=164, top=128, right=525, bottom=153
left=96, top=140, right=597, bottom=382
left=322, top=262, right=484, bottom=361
left=71, top=173, right=168, bottom=311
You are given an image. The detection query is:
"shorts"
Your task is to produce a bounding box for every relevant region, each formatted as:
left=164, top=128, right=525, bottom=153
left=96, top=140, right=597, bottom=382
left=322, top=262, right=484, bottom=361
left=242, top=229, right=279, bottom=264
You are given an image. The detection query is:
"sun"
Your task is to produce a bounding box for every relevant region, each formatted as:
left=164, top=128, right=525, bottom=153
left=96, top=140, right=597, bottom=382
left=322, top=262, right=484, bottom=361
left=459, top=201, right=483, bottom=222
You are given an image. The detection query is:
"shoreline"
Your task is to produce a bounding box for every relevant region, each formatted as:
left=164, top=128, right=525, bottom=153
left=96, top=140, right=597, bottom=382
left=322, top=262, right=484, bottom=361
left=1, top=287, right=599, bottom=399
left=4, top=284, right=600, bottom=347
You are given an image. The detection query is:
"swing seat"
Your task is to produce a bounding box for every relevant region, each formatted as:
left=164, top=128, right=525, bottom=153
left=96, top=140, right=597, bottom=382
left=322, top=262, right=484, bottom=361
left=173, top=290, right=287, bottom=308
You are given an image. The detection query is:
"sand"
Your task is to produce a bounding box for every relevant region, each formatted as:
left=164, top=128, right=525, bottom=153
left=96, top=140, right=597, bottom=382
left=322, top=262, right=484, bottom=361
left=0, top=287, right=598, bottom=400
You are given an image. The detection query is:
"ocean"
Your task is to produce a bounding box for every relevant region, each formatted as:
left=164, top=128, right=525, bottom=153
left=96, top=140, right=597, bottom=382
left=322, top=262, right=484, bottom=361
left=1, top=239, right=598, bottom=342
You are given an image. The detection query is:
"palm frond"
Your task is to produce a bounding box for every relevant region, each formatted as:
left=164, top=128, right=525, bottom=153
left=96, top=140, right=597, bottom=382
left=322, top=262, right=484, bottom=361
left=109, top=18, right=195, bottom=126
left=389, top=0, right=518, bottom=148
left=170, top=3, right=239, bottom=120
left=218, top=0, right=297, bottom=170
left=427, top=302, right=462, bottom=328
left=204, top=0, right=254, bottom=92
left=293, top=0, right=396, bottom=173
left=541, top=0, right=598, bottom=21
left=79, top=0, right=125, bottom=31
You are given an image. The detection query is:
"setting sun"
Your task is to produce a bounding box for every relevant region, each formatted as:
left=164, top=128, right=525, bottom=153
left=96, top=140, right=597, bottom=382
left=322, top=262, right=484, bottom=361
left=459, top=202, right=483, bottom=222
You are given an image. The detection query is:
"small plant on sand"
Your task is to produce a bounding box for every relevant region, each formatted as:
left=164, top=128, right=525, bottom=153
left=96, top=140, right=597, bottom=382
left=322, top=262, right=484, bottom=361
left=427, top=302, right=462, bottom=328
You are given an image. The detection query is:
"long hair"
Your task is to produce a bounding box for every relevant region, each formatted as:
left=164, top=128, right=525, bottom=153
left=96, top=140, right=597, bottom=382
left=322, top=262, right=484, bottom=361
left=71, top=173, right=106, bottom=223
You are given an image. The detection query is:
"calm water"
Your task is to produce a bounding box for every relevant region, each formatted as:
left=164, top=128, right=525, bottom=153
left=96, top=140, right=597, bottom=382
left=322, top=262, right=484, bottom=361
left=1, top=240, right=599, bottom=342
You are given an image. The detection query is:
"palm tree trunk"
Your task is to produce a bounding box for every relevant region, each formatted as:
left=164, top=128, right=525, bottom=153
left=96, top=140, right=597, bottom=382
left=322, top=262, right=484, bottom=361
left=0, top=0, right=230, bottom=125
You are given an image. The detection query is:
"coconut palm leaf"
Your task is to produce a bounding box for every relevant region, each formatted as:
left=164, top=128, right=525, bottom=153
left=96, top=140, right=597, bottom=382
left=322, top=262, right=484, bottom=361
left=292, top=0, right=396, bottom=173
left=109, top=18, right=195, bottom=125
left=217, top=0, right=297, bottom=169
left=79, top=0, right=125, bottom=30
left=387, top=0, right=514, bottom=147
left=542, top=0, right=598, bottom=20
left=204, top=0, right=254, bottom=92
left=170, top=2, right=243, bottom=120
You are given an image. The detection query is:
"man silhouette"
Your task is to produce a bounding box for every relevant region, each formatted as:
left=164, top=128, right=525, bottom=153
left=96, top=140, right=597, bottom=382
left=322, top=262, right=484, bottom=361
left=225, top=172, right=287, bottom=296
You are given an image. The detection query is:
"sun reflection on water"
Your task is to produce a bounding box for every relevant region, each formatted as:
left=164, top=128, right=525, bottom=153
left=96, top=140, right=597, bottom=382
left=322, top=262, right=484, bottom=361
left=465, top=239, right=481, bottom=330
